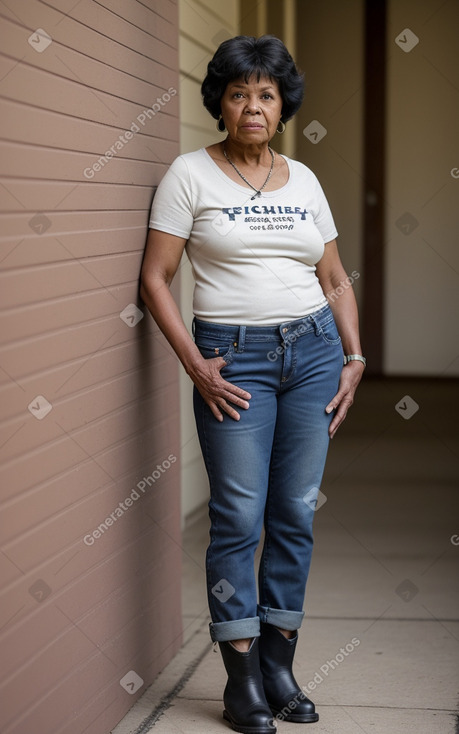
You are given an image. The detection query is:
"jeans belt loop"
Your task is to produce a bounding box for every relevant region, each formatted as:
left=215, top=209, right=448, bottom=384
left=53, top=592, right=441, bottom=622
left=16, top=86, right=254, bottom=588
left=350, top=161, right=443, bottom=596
left=191, top=317, right=196, bottom=337
left=309, top=313, right=320, bottom=337
left=236, top=325, right=246, bottom=353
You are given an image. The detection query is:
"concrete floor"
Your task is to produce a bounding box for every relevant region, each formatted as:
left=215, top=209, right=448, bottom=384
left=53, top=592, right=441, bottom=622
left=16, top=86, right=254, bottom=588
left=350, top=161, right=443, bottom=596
left=113, top=378, right=459, bottom=734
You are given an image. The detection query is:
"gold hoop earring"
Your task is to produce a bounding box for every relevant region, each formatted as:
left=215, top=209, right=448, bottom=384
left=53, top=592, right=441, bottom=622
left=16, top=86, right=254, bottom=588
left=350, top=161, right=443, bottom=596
left=216, top=115, right=226, bottom=132
left=277, top=120, right=286, bottom=134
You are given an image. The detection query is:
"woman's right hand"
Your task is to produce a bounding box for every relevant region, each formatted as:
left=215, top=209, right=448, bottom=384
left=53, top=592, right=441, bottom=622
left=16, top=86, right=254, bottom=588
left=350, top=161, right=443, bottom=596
left=189, top=355, right=251, bottom=422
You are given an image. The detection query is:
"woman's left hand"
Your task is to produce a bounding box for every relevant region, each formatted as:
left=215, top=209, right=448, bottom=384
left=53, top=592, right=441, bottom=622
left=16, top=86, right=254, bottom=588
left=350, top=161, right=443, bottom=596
left=325, top=361, right=365, bottom=439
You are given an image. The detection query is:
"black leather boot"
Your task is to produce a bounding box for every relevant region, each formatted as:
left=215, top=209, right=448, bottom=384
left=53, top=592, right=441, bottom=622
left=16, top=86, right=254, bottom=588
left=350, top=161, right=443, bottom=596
left=259, top=622, right=319, bottom=723
left=219, top=637, right=277, bottom=734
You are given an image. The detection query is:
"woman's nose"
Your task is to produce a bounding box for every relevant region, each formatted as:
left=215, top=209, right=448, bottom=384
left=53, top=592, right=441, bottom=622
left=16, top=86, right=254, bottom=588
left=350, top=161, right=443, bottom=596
left=245, top=98, right=260, bottom=114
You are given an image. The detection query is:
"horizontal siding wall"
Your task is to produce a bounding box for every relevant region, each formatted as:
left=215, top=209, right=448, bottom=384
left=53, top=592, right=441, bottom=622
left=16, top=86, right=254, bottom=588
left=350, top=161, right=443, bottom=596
left=0, top=2, right=182, bottom=734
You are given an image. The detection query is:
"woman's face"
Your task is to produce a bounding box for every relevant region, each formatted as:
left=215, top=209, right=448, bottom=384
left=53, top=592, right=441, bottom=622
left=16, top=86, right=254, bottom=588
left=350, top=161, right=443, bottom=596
left=220, top=75, right=283, bottom=146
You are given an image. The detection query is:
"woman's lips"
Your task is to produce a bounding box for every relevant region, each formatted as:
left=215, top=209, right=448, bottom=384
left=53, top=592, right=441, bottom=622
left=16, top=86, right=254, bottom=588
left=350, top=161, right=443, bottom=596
left=242, top=123, right=263, bottom=129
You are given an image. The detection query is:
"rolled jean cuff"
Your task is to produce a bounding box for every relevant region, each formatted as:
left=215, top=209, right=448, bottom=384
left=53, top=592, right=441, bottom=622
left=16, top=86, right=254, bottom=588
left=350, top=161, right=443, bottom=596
left=257, top=605, right=305, bottom=631
left=209, top=616, right=260, bottom=642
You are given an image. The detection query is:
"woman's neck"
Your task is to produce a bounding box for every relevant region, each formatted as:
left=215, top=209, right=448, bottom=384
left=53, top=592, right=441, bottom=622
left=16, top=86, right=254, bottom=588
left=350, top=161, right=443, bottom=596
left=222, top=138, right=272, bottom=167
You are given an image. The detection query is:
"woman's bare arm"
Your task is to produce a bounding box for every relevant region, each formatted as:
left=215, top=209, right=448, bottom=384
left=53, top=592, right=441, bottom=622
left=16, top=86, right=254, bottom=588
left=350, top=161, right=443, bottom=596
left=315, top=239, right=365, bottom=438
left=140, top=228, right=251, bottom=421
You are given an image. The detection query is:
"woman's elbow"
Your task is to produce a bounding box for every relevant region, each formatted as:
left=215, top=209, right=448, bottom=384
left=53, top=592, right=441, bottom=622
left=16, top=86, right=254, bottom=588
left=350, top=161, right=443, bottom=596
left=139, top=270, right=169, bottom=305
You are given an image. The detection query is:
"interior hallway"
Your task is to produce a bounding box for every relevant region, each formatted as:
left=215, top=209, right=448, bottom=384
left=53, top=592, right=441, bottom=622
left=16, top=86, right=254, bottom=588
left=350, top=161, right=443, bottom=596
left=113, top=377, right=459, bottom=734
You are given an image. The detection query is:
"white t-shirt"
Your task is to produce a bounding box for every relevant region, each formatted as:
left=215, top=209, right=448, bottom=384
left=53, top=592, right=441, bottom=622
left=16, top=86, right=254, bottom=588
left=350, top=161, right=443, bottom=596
left=149, top=148, right=338, bottom=325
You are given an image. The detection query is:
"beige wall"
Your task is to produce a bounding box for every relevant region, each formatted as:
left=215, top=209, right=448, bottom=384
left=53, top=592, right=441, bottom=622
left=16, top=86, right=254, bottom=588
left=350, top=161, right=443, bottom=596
left=294, top=0, right=364, bottom=305
left=294, top=0, right=459, bottom=376
left=0, top=2, right=182, bottom=733
left=385, top=0, right=459, bottom=375
left=178, top=0, right=240, bottom=520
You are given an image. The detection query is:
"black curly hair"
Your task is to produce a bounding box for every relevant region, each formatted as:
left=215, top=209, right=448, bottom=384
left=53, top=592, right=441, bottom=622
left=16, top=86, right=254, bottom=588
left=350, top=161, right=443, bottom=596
left=201, top=35, right=304, bottom=123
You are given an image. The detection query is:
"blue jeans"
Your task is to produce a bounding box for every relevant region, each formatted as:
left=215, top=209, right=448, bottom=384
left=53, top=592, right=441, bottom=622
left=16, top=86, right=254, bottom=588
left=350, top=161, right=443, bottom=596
left=192, top=304, right=344, bottom=642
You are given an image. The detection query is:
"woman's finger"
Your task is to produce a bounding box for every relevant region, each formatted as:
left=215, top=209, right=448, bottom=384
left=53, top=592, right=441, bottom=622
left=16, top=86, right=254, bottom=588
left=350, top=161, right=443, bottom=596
left=196, top=357, right=252, bottom=418
left=213, top=359, right=252, bottom=401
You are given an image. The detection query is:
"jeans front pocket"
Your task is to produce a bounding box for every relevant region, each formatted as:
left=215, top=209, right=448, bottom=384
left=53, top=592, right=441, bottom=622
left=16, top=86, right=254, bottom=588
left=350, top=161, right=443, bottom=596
left=315, top=313, right=342, bottom=346
left=194, top=337, right=235, bottom=366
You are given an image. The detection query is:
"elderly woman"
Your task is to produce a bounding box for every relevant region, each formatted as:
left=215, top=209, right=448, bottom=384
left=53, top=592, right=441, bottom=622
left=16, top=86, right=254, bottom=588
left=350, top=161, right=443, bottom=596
left=141, top=35, right=365, bottom=734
